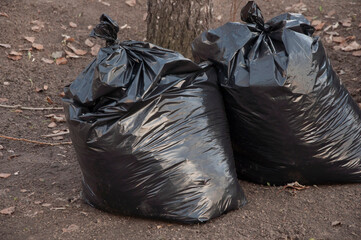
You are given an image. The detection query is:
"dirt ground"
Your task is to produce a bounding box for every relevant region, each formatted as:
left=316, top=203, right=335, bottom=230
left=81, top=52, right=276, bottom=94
left=0, top=0, right=360, bottom=239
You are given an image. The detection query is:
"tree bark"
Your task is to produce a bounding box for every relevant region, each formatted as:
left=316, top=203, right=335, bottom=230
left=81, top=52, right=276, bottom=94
left=147, top=0, right=212, bottom=59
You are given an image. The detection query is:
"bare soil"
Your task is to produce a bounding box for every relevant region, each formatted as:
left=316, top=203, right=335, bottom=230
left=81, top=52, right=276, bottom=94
left=0, top=0, right=360, bottom=239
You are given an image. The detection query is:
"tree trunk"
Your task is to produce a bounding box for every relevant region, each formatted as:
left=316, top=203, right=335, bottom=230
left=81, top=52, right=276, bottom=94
left=147, top=0, right=212, bottom=59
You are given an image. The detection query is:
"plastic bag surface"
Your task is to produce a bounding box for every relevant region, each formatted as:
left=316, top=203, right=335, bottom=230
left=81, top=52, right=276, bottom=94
left=62, top=14, right=246, bottom=223
left=192, top=1, right=361, bottom=185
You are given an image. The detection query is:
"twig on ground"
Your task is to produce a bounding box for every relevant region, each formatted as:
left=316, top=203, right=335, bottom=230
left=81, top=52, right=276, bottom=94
left=0, top=135, right=71, bottom=146
left=0, top=104, right=63, bottom=111
left=41, top=130, right=70, bottom=138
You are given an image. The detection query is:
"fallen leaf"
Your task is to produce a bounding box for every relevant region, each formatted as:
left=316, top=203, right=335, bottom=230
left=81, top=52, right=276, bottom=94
left=14, top=109, right=22, bottom=113
left=41, top=58, right=53, bottom=64
left=20, top=189, right=27, bottom=193
left=35, top=87, right=43, bottom=93
left=84, top=39, right=94, bottom=47
left=62, top=224, right=79, bottom=233
left=314, top=22, right=325, bottom=31
left=352, top=50, right=361, bottom=57
left=46, top=96, right=54, bottom=105
left=31, top=20, right=45, bottom=27
left=87, top=25, right=93, bottom=30
left=325, top=31, right=339, bottom=36
left=31, top=26, right=41, bottom=32
left=143, top=13, right=148, bottom=21
left=43, top=85, right=49, bottom=90
left=0, top=173, right=11, bottom=178
left=9, top=51, right=22, bottom=56
left=65, top=50, right=80, bottom=58
left=332, top=22, right=339, bottom=30
left=0, top=43, right=11, bottom=48
left=0, top=206, right=15, bottom=215
left=91, top=44, right=101, bottom=56
left=331, top=221, right=341, bottom=226
left=59, top=92, right=65, bottom=97
left=61, top=34, right=75, bottom=43
left=48, top=122, right=57, bottom=128
left=67, top=43, right=87, bottom=55
left=7, top=51, right=22, bottom=61
left=283, top=181, right=309, bottom=191
left=69, top=22, right=77, bottom=28
left=101, top=1, right=111, bottom=6
left=0, top=12, right=9, bottom=18
left=332, top=36, right=345, bottom=43
left=32, top=43, right=44, bottom=50
left=0, top=98, right=8, bottom=103
left=125, top=0, right=136, bottom=7
left=56, top=57, right=68, bottom=65
left=340, top=18, right=352, bottom=27
left=24, top=36, right=35, bottom=43
left=156, top=225, right=162, bottom=229
left=341, top=41, right=361, bottom=52
left=51, top=51, right=63, bottom=59
left=326, top=9, right=336, bottom=17
left=311, top=20, right=322, bottom=26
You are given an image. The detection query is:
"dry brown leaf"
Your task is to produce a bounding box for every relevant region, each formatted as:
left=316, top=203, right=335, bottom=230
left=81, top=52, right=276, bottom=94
left=43, top=85, right=49, bottom=90
left=345, top=36, right=356, bottom=42
left=311, top=20, right=322, bottom=26
left=0, top=43, right=11, bottom=48
left=46, top=96, right=54, bottom=104
left=67, top=43, right=87, bottom=56
left=125, top=0, right=136, bottom=7
left=48, top=122, right=57, bottom=128
left=341, top=41, right=361, bottom=52
left=84, top=39, right=94, bottom=47
left=327, top=9, right=336, bottom=17
left=332, top=36, right=345, bottom=43
left=56, top=57, right=68, bottom=65
left=0, top=206, right=15, bottom=215
left=35, top=87, right=43, bottom=93
left=41, top=58, right=53, bottom=64
left=7, top=51, right=22, bottom=61
left=0, top=173, right=11, bottom=178
left=65, top=50, right=80, bottom=59
left=32, top=43, right=44, bottom=51
left=31, top=26, right=41, bottom=32
left=24, top=36, right=35, bottom=43
left=9, top=51, right=22, bottom=56
left=51, top=51, right=63, bottom=59
left=14, top=109, right=22, bottom=113
left=31, top=20, right=45, bottom=27
left=340, top=18, right=352, bottom=27
left=69, top=22, right=77, bottom=28
left=352, top=50, right=361, bottom=57
left=0, top=12, right=9, bottom=18
left=62, top=224, right=79, bottom=233
left=314, top=22, right=325, bottom=31
left=59, top=92, right=65, bottom=97
left=91, top=44, right=101, bottom=56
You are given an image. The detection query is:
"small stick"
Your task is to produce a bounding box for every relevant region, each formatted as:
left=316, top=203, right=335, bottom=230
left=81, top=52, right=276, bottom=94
left=42, top=130, right=70, bottom=138
left=0, top=135, right=71, bottom=146
left=0, top=104, right=63, bottom=111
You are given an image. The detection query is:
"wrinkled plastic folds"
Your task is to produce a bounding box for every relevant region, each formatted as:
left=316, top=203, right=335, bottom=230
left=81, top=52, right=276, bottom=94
left=192, top=1, right=361, bottom=185
left=63, top=14, right=246, bottom=223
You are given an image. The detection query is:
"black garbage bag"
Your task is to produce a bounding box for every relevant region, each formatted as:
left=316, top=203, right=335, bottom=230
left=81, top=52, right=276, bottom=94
left=62, top=14, right=246, bottom=223
left=192, top=1, right=361, bottom=185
